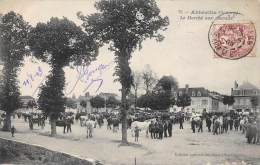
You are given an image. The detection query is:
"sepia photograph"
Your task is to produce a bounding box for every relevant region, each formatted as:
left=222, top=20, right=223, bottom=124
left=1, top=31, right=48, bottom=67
left=0, top=0, right=259, bottom=164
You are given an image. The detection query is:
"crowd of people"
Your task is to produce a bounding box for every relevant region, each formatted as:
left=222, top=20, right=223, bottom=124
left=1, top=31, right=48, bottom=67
left=1, top=110, right=260, bottom=145
left=147, top=119, right=173, bottom=139
left=188, top=112, right=260, bottom=144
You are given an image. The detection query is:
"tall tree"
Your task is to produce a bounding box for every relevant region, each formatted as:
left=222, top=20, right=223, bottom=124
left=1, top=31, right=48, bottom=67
left=90, top=95, right=105, bottom=111
left=79, top=0, right=169, bottom=144
left=29, top=17, right=98, bottom=136
left=132, top=71, right=142, bottom=111
left=142, top=65, right=157, bottom=94
left=0, top=12, right=30, bottom=131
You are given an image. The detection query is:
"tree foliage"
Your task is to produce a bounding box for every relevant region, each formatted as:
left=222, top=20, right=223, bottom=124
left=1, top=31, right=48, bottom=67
left=80, top=100, right=87, bottom=108
left=223, top=95, right=235, bottom=106
left=0, top=11, right=30, bottom=131
left=251, top=96, right=259, bottom=110
left=155, top=75, right=178, bottom=92
left=65, top=97, right=77, bottom=109
left=142, top=65, right=157, bottom=94
left=90, top=95, right=105, bottom=109
left=176, top=93, right=191, bottom=109
left=137, top=91, right=174, bottom=110
left=27, top=99, right=37, bottom=109
left=106, top=96, right=120, bottom=108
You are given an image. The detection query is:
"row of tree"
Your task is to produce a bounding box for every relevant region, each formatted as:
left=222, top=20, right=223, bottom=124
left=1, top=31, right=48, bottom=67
left=0, top=0, right=169, bottom=144
left=133, top=73, right=191, bottom=111
left=77, top=95, right=120, bottom=111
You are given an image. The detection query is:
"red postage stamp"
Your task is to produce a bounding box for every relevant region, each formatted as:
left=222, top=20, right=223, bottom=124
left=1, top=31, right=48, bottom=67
left=208, top=12, right=256, bottom=60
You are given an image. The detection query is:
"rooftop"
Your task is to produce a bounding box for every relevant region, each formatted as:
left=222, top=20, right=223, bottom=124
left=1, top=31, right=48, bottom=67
left=236, top=82, right=259, bottom=90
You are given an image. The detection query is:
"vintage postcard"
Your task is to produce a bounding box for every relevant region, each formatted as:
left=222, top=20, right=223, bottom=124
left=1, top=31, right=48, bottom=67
left=0, top=0, right=259, bottom=165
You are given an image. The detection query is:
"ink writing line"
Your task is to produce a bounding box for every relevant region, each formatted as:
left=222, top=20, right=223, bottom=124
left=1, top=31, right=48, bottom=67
left=65, top=62, right=111, bottom=95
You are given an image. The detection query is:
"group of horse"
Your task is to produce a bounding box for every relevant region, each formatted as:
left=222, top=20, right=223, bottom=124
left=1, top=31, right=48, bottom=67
left=0, top=115, right=5, bottom=126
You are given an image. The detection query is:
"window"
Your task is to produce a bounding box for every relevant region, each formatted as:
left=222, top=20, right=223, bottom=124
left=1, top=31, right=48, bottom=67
left=179, top=91, right=182, bottom=96
left=242, top=99, right=246, bottom=105
left=197, top=91, right=201, bottom=97
left=246, top=99, right=250, bottom=105
left=202, top=99, right=208, bottom=105
left=237, top=98, right=240, bottom=105
left=173, top=92, right=177, bottom=97
left=192, top=91, right=195, bottom=96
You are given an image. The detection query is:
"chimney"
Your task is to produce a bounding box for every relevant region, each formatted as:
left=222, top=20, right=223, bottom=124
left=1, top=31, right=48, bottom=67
left=234, top=81, right=238, bottom=89
left=185, top=84, right=189, bottom=94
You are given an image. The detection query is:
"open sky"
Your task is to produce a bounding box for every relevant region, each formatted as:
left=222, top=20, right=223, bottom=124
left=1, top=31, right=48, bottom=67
left=0, top=0, right=259, bottom=98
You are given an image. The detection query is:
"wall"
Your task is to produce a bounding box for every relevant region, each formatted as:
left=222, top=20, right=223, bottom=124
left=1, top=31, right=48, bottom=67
left=0, top=137, right=100, bottom=165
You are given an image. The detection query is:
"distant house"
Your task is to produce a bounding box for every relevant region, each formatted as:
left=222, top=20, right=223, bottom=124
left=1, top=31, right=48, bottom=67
left=173, top=84, right=225, bottom=113
left=98, top=92, right=119, bottom=100
left=77, top=92, right=92, bottom=113
left=19, top=96, right=35, bottom=108
left=231, top=81, right=260, bottom=112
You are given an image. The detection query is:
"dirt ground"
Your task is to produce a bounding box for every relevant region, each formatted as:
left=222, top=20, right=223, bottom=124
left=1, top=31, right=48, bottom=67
left=0, top=118, right=259, bottom=165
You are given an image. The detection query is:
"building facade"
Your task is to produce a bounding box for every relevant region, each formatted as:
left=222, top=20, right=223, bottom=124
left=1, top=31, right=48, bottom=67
left=173, top=85, right=226, bottom=113
left=19, top=96, right=35, bottom=108
left=77, top=92, right=92, bottom=113
left=231, top=81, right=260, bottom=112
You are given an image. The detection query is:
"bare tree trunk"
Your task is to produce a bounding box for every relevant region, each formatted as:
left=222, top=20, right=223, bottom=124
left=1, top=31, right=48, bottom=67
left=50, top=118, right=57, bottom=136
left=121, top=87, right=128, bottom=144
left=134, top=88, right=137, bottom=111
left=2, top=112, right=11, bottom=131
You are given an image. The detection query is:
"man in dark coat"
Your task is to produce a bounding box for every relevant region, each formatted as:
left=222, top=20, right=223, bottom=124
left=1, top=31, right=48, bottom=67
left=154, top=121, right=159, bottom=139
left=179, top=115, right=184, bottom=129
left=197, top=117, right=203, bottom=133
left=229, top=117, right=234, bottom=131
left=163, top=120, right=168, bottom=138
left=168, top=120, right=173, bottom=137
left=191, top=118, right=196, bottom=133
left=234, top=118, right=240, bottom=131
left=149, top=121, right=155, bottom=139
left=158, top=121, right=164, bottom=139
left=206, top=116, right=212, bottom=132
left=256, top=116, right=260, bottom=144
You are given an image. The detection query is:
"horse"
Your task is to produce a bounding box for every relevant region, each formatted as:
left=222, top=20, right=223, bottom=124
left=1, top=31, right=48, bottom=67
left=56, top=117, right=73, bottom=133
left=111, top=118, right=120, bottom=133
left=246, top=122, right=257, bottom=144
left=131, top=119, right=156, bottom=137
left=0, top=116, right=4, bottom=126
left=218, top=116, right=224, bottom=134
left=22, top=112, right=31, bottom=122
left=240, top=117, right=248, bottom=134
left=28, top=114, right=45, bottom=130
left=83, top=120, right=97, bottom=138
left=213, top=118, right=220, bottom=135
left=106, top=117, right=112, bottom=130
left=79, top=115, right=89, bottom=127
